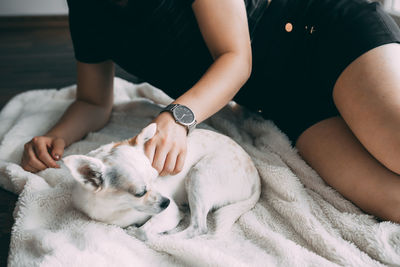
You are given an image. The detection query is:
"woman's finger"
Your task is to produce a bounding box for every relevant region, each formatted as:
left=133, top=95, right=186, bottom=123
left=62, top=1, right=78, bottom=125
left=25, top=162, right=40, bottom=173
left=144, top=138, right=157, bottom=164
left=160, top=149, right=179, bottom=176
left=22, top=161, right=39, bottom=173
left=173, top=149, right=186, bottom=175
left=20, top=151, right=36, bottom=172
left=51, top=138, right=65, bottom=161
left=152, top=143, right=169, bottom=174
left=33, top=138, right=59, bottom=168
left=22, top=145, right=46, bottom=172
left=27, top=147, right=48, bottom=171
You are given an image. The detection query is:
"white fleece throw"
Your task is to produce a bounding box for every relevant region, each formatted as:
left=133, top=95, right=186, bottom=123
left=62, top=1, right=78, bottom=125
left=1, top=78, right=400, bottom=267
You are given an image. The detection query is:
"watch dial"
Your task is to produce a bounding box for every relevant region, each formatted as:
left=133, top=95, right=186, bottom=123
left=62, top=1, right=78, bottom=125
left=173, top=106, right=195, bottom=125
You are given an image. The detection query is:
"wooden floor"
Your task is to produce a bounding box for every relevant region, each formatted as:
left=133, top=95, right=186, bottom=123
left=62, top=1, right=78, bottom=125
left=0, top=16, right=141, bottom=265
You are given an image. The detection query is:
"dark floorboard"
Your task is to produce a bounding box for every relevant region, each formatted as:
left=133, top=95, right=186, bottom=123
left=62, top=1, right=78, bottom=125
left=0, top=17, right=141, bottom=265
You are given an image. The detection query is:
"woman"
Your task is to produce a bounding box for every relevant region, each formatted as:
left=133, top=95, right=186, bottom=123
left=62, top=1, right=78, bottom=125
left=21, top=0, right=400, bottom=223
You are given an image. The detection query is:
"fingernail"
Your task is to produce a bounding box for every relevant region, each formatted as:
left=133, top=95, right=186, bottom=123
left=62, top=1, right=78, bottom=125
left=54, top=154, right=60, bottom=160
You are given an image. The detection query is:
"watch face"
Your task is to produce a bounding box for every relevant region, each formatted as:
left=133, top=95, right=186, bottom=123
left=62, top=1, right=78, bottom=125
left=173, top=105, right=195, bottom=125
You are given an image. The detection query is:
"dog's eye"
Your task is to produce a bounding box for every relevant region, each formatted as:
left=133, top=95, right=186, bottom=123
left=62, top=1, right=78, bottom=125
left=134, top=189, right=147, bottom=198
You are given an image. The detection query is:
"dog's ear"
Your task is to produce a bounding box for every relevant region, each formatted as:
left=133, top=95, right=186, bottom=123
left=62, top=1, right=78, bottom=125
left=63, top=155, right=105, bottom=192
left=131, top=123, right=157, bottom=146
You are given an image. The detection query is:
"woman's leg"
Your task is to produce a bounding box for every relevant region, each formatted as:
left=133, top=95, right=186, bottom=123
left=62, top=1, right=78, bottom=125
left=296, top=43, right=400, bottom=222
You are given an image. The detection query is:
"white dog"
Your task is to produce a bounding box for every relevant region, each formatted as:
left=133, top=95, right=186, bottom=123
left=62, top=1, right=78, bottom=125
left=63, top=119, right=260, bottom=240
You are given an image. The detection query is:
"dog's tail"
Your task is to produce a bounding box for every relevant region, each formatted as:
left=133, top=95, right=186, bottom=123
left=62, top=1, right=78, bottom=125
left=213, top=181, right=261, bottom=235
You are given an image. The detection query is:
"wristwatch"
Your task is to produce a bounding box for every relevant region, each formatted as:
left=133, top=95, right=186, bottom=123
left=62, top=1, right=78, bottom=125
left=160, top=104, right=197, bottom=135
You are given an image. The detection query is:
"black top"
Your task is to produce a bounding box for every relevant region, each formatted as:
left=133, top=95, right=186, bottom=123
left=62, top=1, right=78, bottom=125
left=66, top=0, right=269, bottom=99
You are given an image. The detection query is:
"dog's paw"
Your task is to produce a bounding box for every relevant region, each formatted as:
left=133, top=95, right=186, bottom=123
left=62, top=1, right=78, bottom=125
left=136, top=230, right=149, bottom=242
left=125, top=226, right=147, bottom=241
left=170, top=225, right=208, bottom=239
left=126, top=226, right=158, bottom=242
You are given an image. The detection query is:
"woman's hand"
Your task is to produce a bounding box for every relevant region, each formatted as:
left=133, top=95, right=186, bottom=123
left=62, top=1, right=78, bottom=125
left=144, top=112, right=187, bottom=176
left=20, top=135, right=66, bottom=173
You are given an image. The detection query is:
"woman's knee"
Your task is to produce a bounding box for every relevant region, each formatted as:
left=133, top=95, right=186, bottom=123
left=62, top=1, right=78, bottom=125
left=380, top=196, right=400, bottom=223
left=296, top=117, right=400, bottom=223
left=295, top=116, right=344, bottom=157
left=295, top=116, right=400, bottom=223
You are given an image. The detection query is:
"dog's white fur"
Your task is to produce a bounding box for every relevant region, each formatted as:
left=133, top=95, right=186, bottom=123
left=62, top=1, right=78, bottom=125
left=64, top=121, right=261, bottom=240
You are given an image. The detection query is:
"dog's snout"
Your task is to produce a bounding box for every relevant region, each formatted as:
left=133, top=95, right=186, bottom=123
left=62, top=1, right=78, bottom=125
left=159, top=198, right=170, bottom=209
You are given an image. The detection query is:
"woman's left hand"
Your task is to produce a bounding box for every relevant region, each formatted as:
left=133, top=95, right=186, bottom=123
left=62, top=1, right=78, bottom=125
left=144, top=112, right=187, bottom=176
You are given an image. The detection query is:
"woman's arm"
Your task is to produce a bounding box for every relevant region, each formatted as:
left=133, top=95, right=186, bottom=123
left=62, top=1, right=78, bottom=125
left=175, top=0, right=252, bottom=121
left=145, top=0, right=252, bottom=175
left=47, top=60, right=115, bottom=146
left=21, top=60, right=114, bottom=172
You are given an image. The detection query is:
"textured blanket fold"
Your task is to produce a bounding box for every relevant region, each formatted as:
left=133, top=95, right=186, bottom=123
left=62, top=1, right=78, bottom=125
left=1, top=78, right=399, bottom=267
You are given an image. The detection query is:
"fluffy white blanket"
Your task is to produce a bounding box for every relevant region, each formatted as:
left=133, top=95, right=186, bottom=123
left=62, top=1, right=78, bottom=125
left=1, top=78, right=399, bottom=267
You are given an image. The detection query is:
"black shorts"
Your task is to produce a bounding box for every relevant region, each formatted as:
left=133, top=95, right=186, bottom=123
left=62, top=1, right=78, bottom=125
left=235, top=0, right=400, bottom=145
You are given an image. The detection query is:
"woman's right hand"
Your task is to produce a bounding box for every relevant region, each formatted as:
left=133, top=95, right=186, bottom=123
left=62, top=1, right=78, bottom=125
left=20, top=135, right=66, bottom=173
left=18, top=61, right=114, bottom=174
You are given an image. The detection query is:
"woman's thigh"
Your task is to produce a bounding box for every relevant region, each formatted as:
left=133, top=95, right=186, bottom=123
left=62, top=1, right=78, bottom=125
left=245, top=0, right=400, bottom=145
left=295, top=43, right=400, bottom=221
left=332, top=43, right=400, bottom=174
left=291, top=0, right=400, bottom=220
left=296, top=116, right=400, bottom=222
left=251, top=0, right=400, bottom=220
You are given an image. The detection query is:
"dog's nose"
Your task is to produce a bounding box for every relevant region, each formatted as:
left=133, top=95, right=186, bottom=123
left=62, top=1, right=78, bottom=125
left=159, top=198, right=170, bottom=209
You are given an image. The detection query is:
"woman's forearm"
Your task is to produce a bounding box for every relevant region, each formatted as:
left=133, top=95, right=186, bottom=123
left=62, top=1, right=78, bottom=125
left=143, top=0, right=252, bottom=176
left=45, top=100, right=112, bottom=147
left=174, top=51, right=251, bottom=123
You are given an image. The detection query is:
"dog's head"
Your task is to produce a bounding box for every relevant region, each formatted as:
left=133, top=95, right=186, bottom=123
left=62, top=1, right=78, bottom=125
left=63, top=123, right=170, bottom=227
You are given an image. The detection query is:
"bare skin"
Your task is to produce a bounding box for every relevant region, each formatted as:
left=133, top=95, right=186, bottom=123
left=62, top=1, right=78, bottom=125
left=296, top=43, right=400, bottom=223
left=20, top=0, right=252, bottom=175
left=19, top=0, right=400, bottom=224
left=146, top=0, right=252, bottom=176
left=21, top=61, right=115, bottom=173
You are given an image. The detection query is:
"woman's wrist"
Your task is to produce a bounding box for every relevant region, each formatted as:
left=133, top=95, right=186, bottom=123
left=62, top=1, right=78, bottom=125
left=156, top=112, right=187, bottom=134
left=44, top=131, right=71, bottom=147
left=159, top=103, right=197, bottom=135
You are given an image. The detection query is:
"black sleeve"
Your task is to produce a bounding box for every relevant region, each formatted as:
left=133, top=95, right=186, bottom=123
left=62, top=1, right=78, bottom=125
left=67, top=0, right=110, bottom=63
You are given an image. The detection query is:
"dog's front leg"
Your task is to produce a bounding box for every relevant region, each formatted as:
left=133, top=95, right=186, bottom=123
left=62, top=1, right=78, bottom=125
left=131, top=200, right=183, bottom=241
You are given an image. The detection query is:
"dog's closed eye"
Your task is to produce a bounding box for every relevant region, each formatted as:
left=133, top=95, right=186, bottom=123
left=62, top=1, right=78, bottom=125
left=128, top=187, right=147, bottom=197
left=134, top=190, right=147, bottom=197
